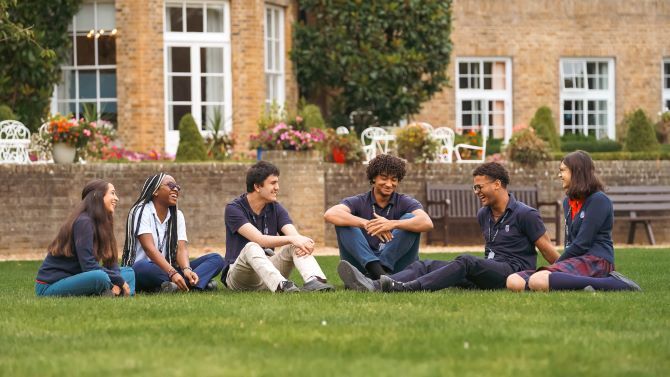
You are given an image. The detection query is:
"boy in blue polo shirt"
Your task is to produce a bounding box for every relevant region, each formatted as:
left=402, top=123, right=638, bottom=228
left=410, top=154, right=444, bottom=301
left=324, top=154, right=434, bottom=279
left=338, top=162, right=560, bottom=292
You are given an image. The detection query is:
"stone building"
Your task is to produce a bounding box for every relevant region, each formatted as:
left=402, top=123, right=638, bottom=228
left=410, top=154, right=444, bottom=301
left=49, top=0, right=670, bottom=153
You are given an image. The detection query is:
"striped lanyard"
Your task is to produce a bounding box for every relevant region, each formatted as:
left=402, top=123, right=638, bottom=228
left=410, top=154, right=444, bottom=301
left=488, top=210, right=509, bottom=243
left=152, top=215, right=167, bottom=254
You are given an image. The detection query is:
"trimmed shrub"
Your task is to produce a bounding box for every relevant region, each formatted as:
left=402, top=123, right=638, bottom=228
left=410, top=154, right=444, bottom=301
left=299, top=104, right=326, bottom=130
left=506, top=128, right=549, bottom=166
left=0, top=105, right=16, bottom=122
left=175, top=114, right=207, bottom=162
left=530, top=106, right=560, bottom=151
left=560, top=133, right=622, bottom=153
left=623, top=109, right=659, bottom=152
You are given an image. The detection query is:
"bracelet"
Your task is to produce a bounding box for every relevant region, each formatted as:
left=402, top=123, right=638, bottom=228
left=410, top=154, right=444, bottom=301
left=167, top=268, right=178, bottom=279
left=182, top=266, right=193, bottom=272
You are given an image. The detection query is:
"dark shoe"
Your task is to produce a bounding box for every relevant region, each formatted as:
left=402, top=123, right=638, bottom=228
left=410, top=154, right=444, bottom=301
left=204, top=279, right=218, bottom=291
left=277, top=280, right=300, bottom=293
left=337, top=260, right=376, bottom=292
left=609, top=271, right=642, bottom=291
left=379, top=275, right=413, bottom=292
left=302, top=278, right=334, bottom=292
left=160, top=281, right=179, bottom=293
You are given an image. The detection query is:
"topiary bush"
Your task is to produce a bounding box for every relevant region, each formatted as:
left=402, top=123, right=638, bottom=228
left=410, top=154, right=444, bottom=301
left=175, top=114, right=207, bottom=162
left=298, top=104, right=326, bottom=130
left=530, top=106, right=560, bottom=151
left=560, top=133, right=622, bottom=153
left=623, top=109, right=659, bottom=152
left=506, top=128, right=549, bottom=167
left=0, top=104, right=16, bottom=121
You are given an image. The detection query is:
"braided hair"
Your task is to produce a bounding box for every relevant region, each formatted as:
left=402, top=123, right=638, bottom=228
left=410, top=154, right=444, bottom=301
left=121, top=173, right=179, bottom=267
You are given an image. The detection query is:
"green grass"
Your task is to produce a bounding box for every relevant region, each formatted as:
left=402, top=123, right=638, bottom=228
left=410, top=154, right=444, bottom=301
left=1, top=249, right=669, bottom=377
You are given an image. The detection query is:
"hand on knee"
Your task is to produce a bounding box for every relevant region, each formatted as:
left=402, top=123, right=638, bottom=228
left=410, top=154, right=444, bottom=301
left=528, top=271, right=550, bottom=292
left=506, top=274, right=526, bottom=292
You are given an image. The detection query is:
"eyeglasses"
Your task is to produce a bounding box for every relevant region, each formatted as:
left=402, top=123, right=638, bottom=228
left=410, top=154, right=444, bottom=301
left=163, top=182, right=181, bottom=192
left=472, top=181, right=495, bottom=192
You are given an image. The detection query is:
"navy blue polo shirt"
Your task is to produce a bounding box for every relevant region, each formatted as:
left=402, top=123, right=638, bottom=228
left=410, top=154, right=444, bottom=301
left=476, top=193, right=546, bottom=271
left=224, top=194, right=292, bottom=264
left=341, top=191, right=423, bottom=251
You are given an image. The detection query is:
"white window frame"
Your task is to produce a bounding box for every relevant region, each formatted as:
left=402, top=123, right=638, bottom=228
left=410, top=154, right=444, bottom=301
left=559, top=58, right=615, bottom=140
left=163, top=1, right=232, bottom=154
left=51, top=0, right=117, bottom=121
left=455, top=57, right=513, bottom=142
left=663, top=58, right=670, bottom=112
left=264, top=5, right=285, bottom=110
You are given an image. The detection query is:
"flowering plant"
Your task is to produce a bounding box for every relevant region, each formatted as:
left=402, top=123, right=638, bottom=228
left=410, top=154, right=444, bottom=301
left=100, top=146, right=175, bottom=162
left=455, top=128, right=483, bottom=160
left=656, top=108, right=670, bottom=144
left=323, top=128, right=365, bottom=163
left=46, top=114, right=95, bottom=149
left=395, top=123, right=440, bottom=163
left=249, top=122, right=326, bottom=151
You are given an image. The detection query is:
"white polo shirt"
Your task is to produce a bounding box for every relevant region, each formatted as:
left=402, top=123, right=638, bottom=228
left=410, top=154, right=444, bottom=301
left=133, top=201, right=188, bottom=263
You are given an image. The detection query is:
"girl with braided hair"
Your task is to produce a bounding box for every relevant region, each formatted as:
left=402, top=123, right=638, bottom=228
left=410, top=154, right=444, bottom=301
left=35, top=179, right=135, bottom=297
left=122, top=173, right=225, bottom=293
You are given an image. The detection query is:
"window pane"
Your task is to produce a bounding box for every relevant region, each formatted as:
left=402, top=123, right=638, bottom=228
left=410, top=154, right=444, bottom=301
left=100, top=69, right=116, bottom=98
left=186, top=6, right=204, bottom=32
left=463, top=114, right=472, bottom=126
left=75, top=4, right=95, bottom=31
left=665, top=63, right=670, bottom=76
left=201, top=77, right=224, bottom=102
left=458, top=62, right=468, bottom=75
left=100, top=101, right=117, bottom=124
left=171, top=76, right=191, bottom=101
left=167, top=6, right=183, bottom=32
left=97, top=3, right=116, bottom=30
left=484, top=77, right=491, bottom=89
left=171, top=105, right=191, bottom=130
left=201, top=47, right=223, bottom=73
left=76, top=35, right=95, bottom=65
left=169, top=47, right=190, bottom=72
left=57, top=70, right=76, bottom=100
left=98, top=35, right=116, bottom=65
left=266, top=9, right=272, bottom=38
left=78, top=70, right=97, bottom=99
left=462, top=101, right=472, bottom=111
left=459, top=77, right=468, bottom=89
left=483, top=62, right=492, bottom=75
left=58, top=102, right=76, bottom=115
left=206, top=5, right=224, bottom=32
left=202, top=105, right=225, bottom=131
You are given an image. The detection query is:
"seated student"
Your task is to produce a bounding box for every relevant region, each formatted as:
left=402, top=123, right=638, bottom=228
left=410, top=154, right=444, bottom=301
left=338, top=162, right=560, bottom=292
left=223, top=161, right=333, bottom=293
left=507, top=151, right=641, bottom=292
left=35, top=179, right=135, bottom=297
left=324, top=154, right=434, bottom=279
left=122, top=173, right=225, bottom=293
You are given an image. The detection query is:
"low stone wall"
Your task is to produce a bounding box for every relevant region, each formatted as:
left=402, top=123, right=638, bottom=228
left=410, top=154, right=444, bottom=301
left=1, top=160, right=669, bottom=258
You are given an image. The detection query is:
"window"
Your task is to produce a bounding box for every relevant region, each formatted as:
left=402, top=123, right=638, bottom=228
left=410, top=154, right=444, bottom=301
left=52, top=1, right=117, bottom=123
left=455, top=58, right=512, bottom=141
left=559, top=58, right=615, bottom=139
left=164, top=1, right=232, bottom=153
left=663, top=59, right=670, bottom=112
left=264, top=5, right=285, bottom=109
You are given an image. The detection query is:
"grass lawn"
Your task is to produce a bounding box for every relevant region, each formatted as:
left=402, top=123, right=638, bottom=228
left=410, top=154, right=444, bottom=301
left=1, top=249, right=669, bottom=377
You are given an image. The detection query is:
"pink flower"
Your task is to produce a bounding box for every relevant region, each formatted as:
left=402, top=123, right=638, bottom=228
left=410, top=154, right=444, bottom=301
left=83, top=129, right=91, bottom=136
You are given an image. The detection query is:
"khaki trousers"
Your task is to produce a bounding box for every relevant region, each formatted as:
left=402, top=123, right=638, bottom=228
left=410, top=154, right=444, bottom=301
left=225, top=242, right=326, bottom=292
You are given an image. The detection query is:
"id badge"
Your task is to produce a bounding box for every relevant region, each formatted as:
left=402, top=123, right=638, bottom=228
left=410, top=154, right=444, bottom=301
left=487, top=249, right=495, bottom=259
left=379, top=242, right=386, bottom=251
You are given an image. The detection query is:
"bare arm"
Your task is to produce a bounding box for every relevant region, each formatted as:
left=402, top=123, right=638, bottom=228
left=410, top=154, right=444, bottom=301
left=138, top=234, right=189, bottom=291
left=365, top=208, right=434, bottom=236
left=237, top=223, right=305, bottom=250
left=323, top=204, right=367, bottom=228
left=176, top=240, right=198, bottom=286
left=534, top=232, right=560, bottom=264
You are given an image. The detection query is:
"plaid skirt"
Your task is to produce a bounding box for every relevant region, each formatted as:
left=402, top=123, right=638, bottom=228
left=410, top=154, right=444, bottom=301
left=515, top=254, right=614, bottom=282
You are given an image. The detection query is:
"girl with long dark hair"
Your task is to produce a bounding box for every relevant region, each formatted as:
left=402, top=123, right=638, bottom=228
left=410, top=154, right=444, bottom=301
left=122, top=173, right=225, bottom=293
left=507, top=150, right=641, bottom=292
left=35, top=180, right=135, bottom=296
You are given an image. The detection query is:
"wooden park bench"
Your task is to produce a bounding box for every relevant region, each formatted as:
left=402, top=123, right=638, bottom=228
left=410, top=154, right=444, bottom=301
left=607, top=186, right=670, bottom=245
left=426, top=183, right=561, bottom=246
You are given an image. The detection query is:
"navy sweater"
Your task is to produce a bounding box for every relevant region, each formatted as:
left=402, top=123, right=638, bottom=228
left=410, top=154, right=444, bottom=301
left=557, top=191, right=614, bottom=264
left=36, top=214, right=125, bottom=286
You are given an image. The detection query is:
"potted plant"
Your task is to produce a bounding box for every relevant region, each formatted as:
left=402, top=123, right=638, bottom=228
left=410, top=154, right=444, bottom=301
left=323, top=128, right=364, bottom=164
left=42, top=114, right=96, bottom=163
left=395, top=123, right=440, bottom=163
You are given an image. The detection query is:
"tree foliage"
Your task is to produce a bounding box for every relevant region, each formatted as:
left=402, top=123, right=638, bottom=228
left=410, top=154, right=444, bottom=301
left=291, top=0, right=453, bottom=131
left=0, top=0, right=81, bottom=131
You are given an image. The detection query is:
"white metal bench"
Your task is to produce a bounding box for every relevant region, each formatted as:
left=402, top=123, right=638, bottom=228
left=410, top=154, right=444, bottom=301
left=0, top=120, right=31, bottom=164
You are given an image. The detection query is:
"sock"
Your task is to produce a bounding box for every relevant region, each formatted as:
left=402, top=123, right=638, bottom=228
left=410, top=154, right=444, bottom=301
left=365, top=261, right=386, bottom=280
left=549, top=272, right=632, bottom=291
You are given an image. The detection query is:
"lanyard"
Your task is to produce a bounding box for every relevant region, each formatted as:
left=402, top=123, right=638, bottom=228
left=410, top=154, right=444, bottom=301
left=488, top=210, right=509, bottom=244
left=152, top=215, right=167, bottom=254
left=372, top=203, right=392, bottom=218
left=252, top=212, right=269, bottom=235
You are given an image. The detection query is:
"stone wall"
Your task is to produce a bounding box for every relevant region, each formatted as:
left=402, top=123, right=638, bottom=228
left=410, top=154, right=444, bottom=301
left=1, top=160, right=669, bottom=258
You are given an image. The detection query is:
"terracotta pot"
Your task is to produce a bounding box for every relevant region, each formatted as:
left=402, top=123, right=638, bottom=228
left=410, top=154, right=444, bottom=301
left=332, top=147, right=346, bottom=163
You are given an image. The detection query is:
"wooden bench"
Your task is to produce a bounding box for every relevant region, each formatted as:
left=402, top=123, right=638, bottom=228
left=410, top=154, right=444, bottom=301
left=426, top=183, right=561, bottom=246
left=607, top=186, right=670, bottom=245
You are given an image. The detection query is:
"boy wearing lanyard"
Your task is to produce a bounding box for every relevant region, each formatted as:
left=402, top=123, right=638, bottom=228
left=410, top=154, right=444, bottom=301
left=324, top=154, right=434, bottom=279
left=338, top=162, right=560, bottom=292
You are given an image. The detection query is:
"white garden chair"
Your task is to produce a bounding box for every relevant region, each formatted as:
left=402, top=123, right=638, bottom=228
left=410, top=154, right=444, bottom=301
left=335, top=126, right=350, bottom=135
left=455, top=124, right=488, bottom=164
left=0, top=120, right=31, bottom=164
left=361, top=126, right=391, bottom=163
left=417, top=122, right=434, bottom=133
left=431, top=127, right=455, bottom=163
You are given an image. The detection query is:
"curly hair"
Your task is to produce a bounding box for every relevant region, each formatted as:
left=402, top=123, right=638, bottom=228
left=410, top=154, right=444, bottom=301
left=366, top=154, right=406, bottom=184
left=472, top=162, right=510, bottom=188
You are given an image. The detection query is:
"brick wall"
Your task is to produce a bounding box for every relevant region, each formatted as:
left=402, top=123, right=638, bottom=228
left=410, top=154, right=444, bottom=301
left=418, top=0, right=670, bottom=136
left=1, top=160, right=669, bottom=258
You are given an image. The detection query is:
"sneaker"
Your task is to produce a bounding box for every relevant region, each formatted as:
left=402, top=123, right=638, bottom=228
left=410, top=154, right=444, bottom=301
left=302, top=278, right=334, bottom=292
left=379, top=275, right=412, bottom=292
left=609, top=271, right=642, bottom=291
left=277, top=280, right=300, bottom=293
left=204, top=279, right=218, bottom=291
left=583, top=285, right=596, bottom=292
left=337, top=260, right=376, bottom=292
left=160, top=281, right=180, bottom=293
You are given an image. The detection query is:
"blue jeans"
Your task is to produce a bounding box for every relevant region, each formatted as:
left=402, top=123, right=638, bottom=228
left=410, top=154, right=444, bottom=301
left=336, top=213, right=420, bottom=274
left=35, top=267, right=136, bottom=297
left=133, top=253, right=226, bottom=292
